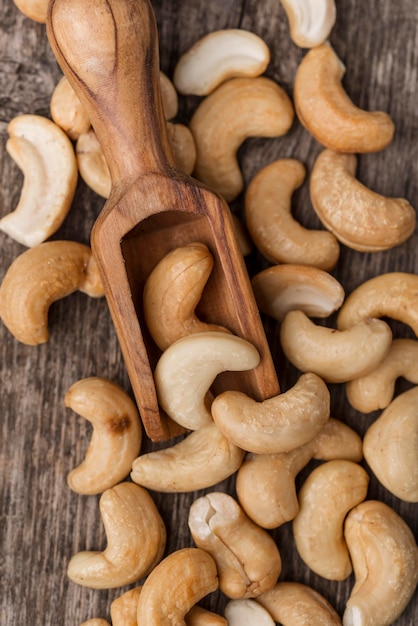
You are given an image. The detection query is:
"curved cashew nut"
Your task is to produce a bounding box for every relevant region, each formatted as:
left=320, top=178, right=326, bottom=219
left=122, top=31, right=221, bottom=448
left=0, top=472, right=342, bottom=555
left=294, top=44, right=395, bottom=153
left=236, top=417, right=363, bottom=529
left=166, top=122, right=197, bottom=175
left=280, top=0, right=336, bottom=48
left=0, top=114, right=78, bottom=247
left=189, top=76, right=294, bottom=201
left=186, top=606, right=227, bottom=626
left=136, top=548, right=218, bottom=624
left=245, top=159, right=340, bottom=270
left=154, top=331, right=260, bottom=431
left=110, top=586, right=142, bottom=626
left=256, top=582, right=342, bottom=625
left=64, top=377, right=142, bottom=495
left=363, top=386, right=418, bottom=502
left=0, top=240, right=104, bottom=345
left=67, top=482, right=166, bottom=589
left=309, top=149, right=416, bottom=251
left=211, top=372, right=330, bottom=454
left=280, top=311, right=392, bottom=383
left=343, top=500, right=418, bottom=626
left=188, top=492, right=281, bottom=599
left=143, top=243, right=229, bottom=350
left=293, top=460, right=369, bottom=580
left=159, top=71, right=179, bottom=120
left=252, top=263, right=344, bottom=322
left=224, top=599, right=275, bottom=625
left=131, top=422, right=245, bottom=492
left=50, top=75, right=91, bottom=140
left=13, top=0, right=48, bottom=22
left=173, top=29, right=270, bottom=96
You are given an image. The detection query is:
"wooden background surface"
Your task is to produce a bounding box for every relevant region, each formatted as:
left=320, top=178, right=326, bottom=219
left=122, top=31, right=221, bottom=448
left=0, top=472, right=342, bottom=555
left=1, top=0, right=417, bottom=623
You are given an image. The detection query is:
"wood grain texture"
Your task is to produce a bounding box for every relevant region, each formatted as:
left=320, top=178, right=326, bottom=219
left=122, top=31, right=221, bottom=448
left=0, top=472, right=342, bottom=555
left=1, top=0, right=417, bottom=624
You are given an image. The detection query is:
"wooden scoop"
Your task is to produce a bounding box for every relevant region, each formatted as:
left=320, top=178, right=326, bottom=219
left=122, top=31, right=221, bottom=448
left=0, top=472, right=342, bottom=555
left=46, top=0, right=280, bottom=441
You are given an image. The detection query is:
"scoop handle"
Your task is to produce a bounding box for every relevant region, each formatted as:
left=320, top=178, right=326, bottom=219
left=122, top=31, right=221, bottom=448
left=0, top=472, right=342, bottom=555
left=46, top=0, right=175, bottom=184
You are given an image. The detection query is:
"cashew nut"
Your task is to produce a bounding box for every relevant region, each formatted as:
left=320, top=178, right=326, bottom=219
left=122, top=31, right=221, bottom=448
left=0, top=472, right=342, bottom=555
left=154, top=331, right=260, bottom=431
left=50, top=75, right=91, bottom=140
left=343, top=500, right=418, bottom=626
left=363, top=386, right=418, bottom=502
left=256, top=582, right=342, bottom=625
left=190, top=76, right=294, bottom=201
left=236, top=417, right=363, bottom=529
left=0, top=114, right=78, bottom=247
left=173, top=29, right=270, bottom=96
left=245, top=158, right=340, bottom=270
left=80, top=620, right=110, bottom=626
left=12, top=0, right=48, bottom=22
left=0, top=240, right=104, bottom=345
left=211, top=372, right=330, bottom=454
left=280, top=0, right=336, bottom=48
left=67, top=482, right=166, bottom=589
left=186, top=606, right=227, bottom=626
left=280, top=311, right=392, bottom=383
left=159, top=71, right=179, bottom=120
left=143, top=243, right=229, bottom=350
left=294, top=44, right=395, bottom=153
left=130, top=422, right=245, bottom=492
left=188, top=492, right=281, bottom=599
left=293, top=460, right=369, bottom=580
left=64, top=377, right=142, bottom=495
left=110, top=587, right=142, bottom=626
left=224, top=599, right=275, bottom=625
left=166, top=121, right=197, bottom=175
left=136, top=548, right=218, bottom=625
left=309, top=149, right=416, bottom=251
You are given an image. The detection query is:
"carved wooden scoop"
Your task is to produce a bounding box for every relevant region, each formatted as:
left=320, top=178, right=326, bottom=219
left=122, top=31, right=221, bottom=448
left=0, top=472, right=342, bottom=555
left=46, top=0, right=280, bottom=441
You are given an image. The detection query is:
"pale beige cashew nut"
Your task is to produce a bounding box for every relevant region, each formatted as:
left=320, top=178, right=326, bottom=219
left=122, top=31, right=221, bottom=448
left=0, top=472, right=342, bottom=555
left=136, top=548, right=219, bottom=625
left=363, top=386, right=418, bottom=502
left=256, top=581, right=342, bottom=625
left=166, top=122, right=196, bottom=175
left=343, top=500, right=418, bottom=626
left=0, top=240, right=104, bottom=345
left=294, top=44, right=395, bottom=153
left=280, top=0, right=336, bottom=48
left=211, top=372, right=330, bottom=454
left=236, top=417, right=363, bottom=529
left=252, top=263, right=344, bottom=322
left=245, top=159, right=340, bottom=270
left=173, top=29, right=270, bottom=96
left=159, top=71, right=179, bottom=120
left=188, top=492, right=281, bottom=599
left=154, top=331, right=260, bottom=431
left=346, top=338, right=418, bottom=413
left=143, top=242, right=230, bottom=350
left=131, top=421, right=245, bottom=492
left=337, top=272, right=418, bottom=336
left=79, top=620, right=110, bottom=626
left=280, top=311, right=392, bottom=383
left=50, top=75, right=91, bottom=140
left=13, top=0, right=48, bottom=22
left=293, top=460, right=369, bottom=580
left=0, top=114, right=78, bottom=247
left=309, top=149, right=416, bottom=252
left=190, top=76, right=294, bottom=202
left=67, top=482, right=166, bottom=589
left=186, top=606, right=227, bottom=626
left=64, top=377, right=142, bottom=495
left=224, top=599, right=275, bottom=625
left=110, top=586, right=142, bottom=626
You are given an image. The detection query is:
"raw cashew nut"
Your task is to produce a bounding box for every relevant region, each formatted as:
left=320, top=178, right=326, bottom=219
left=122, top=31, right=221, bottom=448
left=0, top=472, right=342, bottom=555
left=211, top=372, right=330, bottom=454
left=236, top=417, right=363, bottom=529
left=159, top=71, right=179, bottom=120
left=293, top=460, right=369, bottom=580
left=64, top=377, right=142, bottom=495
left=13, top=0, right=48, bottom=22
left=309, top=149, right=416, bottom=251
left=136, top=548, right=218, bottom=625
left=346, top=338, right=418, bottom=413
left=294, top=44, right=395, bottom=153
left=245, top=159, right=340, bottom=270
left=280, top=0, right=336, bottom=48
left=67, top=482, right=166, bottom=589
left=0, top=240, right=104, bottom=345
left=280, top=311, right=392, bottom=383
left=154, top=331, right=260, bottom=431
left=256, top=582, right=342, bottom=625
left=166, top=122, right=196, bottom=175
left=343, top=500, right=418, bottom=626
left=0, top=114, right=78, bottom=247
left=110, top=587, right=142, bottom=626
left=50, top=75, right=91, bottom=140
left=80, top=620, right=110, bottom=626
left=363, top=386, right=418, bottom=502
left=173, top=29, right=270, bottom=96
left=131, top=422, right=245, bottom=492
left=190, top=76, right=294, bottom=201
left=188, top=492, right=281, bottom=599
left=143, top=243, right=229, bottom=350
left=224, top=599, right=275, bottom=625
left=186, top=606, right=227, bottom=626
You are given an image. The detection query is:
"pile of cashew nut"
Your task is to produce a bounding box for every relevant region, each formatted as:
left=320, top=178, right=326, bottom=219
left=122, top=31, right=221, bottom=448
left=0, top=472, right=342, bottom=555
left=3, top=0, right=418, bottom=625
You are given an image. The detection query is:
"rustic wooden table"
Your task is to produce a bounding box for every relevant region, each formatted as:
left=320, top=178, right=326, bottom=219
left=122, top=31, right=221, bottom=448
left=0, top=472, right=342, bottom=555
left=1, top=0, right=417, bottom=624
